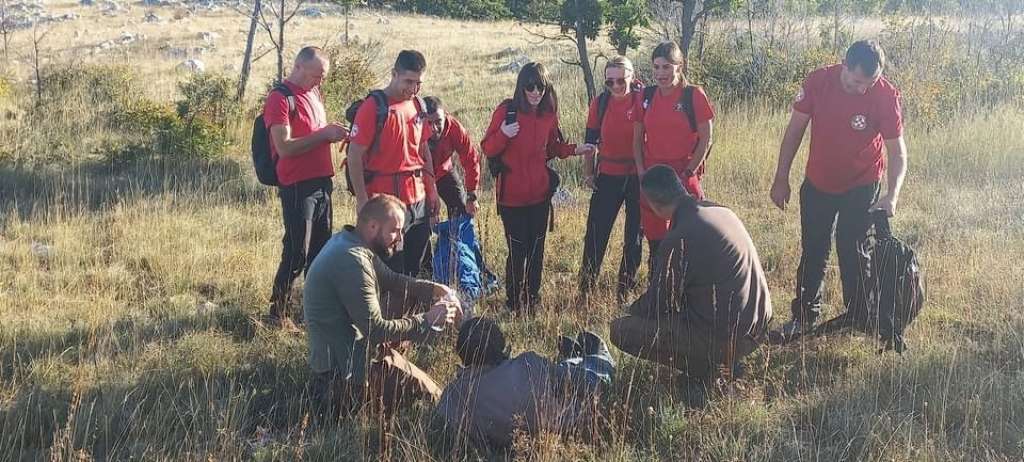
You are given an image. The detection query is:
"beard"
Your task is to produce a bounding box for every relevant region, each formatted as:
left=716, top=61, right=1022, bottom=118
left=369, top=235, right=398, bottom=259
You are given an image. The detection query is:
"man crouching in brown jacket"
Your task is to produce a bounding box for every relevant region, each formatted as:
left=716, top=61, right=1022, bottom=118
left=610, top=165, right=772, bottom=391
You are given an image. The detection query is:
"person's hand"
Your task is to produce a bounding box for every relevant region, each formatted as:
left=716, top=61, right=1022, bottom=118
left=770, top=176, right=791, bottom=211
left=465, top=198, right=478, bottom=217
left=575, top=143, right=597, bottom=157
left=500, top=121, right=520, bottom=138
left=427, top=193, right=441, bottom=225
left=322, top=123, right=349, bottom=143
left=584, top=174, right=596, bottom=191
left=424, top=301, right=458, bottom=330
left=869, top=194, right=898, bottom=217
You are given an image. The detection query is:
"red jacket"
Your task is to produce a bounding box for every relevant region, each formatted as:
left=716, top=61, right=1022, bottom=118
left=481, top=101, right=576, bottom=207
left=431, top=116, right=481, bottom=192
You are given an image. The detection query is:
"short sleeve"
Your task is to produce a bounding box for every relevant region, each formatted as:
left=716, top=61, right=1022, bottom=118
left=350, top=96, right=380, bottom=147
left=693, top=87, right=715, bottom=123
left=792, top=73, right=816, bottom=115
left=879, top=88, right=903, bottom=139
left=263, top=91, right=290, bottom=127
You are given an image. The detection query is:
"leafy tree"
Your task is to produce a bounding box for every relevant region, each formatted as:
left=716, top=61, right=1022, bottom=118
left=606, top=0, right=649, bottom=55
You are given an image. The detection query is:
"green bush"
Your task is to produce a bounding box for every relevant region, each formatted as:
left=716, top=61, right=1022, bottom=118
left=391, top=0, right=511, bottom=19
left=176, top=73, right=240, bottom=130
left=320, top=39, right=382, bottom=120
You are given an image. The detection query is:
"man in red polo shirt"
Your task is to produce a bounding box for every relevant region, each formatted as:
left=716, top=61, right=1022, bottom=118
left=768, top=40, right=908, bottom=343
left=422, top=96, right=481, bottom=219
left=347, top=50, right=440, bottom=277
left=263, top=46, right=349, bottom=330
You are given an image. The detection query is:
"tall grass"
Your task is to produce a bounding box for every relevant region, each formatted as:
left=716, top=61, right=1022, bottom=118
left=1, top=6, right=1023, bottom=462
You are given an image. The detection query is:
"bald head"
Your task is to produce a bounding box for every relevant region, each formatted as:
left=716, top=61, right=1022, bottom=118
left=357, top=195, right=405, bottom=228
left=288, top=46, right=329, bottom=90
left=356, top=195, right=406, bottom=258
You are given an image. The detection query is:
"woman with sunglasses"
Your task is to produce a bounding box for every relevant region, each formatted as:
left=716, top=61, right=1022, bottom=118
left=578, top=56, right=644, bottom=302
left=631, top=41, right=715, bottom=264
left=481, top=62, right=594, bottom=313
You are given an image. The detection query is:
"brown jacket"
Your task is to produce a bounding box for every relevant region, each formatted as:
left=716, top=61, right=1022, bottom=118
left=629, top=201, right=773, bottom=341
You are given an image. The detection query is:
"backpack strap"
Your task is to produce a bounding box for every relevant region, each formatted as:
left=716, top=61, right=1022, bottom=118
left=681, top=85, right=698, bottom=133
left=273, top=83, right=297, bottom=118
left=365, top=89, right=389, bottom=156
left=641, top=86, right=657, bottom=111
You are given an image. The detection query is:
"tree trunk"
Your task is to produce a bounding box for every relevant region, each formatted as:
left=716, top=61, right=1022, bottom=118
left=576, top=22, right=596, bottom=102
left=237, top=0, right=261, bottom=101
left=344, top=3, right=350, bottom=44
left=276, top=0, right=285, bottom=83
left=679, top=0, right=698, bottom=73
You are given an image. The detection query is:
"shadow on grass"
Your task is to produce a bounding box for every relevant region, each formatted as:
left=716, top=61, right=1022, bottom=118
left=0, top=156, right=267, bottom=221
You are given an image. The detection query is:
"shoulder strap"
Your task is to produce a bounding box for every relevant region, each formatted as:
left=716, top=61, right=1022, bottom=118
left=642, top=86, right=657, bottom=110
left=366, top=90, right=389, bottom=154
left=596, top=90, right=611, bottom=125
left=682, top=85, right=697, bottom=132
left=273, top=83, right=296, bottom=118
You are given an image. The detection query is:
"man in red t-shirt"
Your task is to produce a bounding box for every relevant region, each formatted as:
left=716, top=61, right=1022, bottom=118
left=263, top=46, right=349, bottom=330
left=347, top=50, right=439, bottom=277
left=422, top=96, right=481, bottom=219
left=768, top=40, right=908, bottom=343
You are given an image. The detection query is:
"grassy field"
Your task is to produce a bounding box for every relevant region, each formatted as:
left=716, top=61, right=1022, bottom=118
left=2, top=3, right=1024, bottom=461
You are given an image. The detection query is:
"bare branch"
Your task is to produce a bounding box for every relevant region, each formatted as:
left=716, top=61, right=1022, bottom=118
left=253, top=46, right=274, bottom=62
left=283, top=0, right=307, bottom=23
left=522, top=24, right=575, bottom=45
left=560, top=56, right=582, bottom=67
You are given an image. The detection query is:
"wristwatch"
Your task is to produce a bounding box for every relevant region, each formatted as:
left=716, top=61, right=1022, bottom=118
left=466, top=192, right=478, bottom=202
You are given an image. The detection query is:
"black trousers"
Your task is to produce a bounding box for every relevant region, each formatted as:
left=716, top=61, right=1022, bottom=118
left=498, top=201, right=550, bottom=311
left=436, top=171, right=467, bottom=219
left=579, top=173, right=642, bottom=297
left=381, top=200, right=433, bottom=278
left=792, top=180, right=880, bottom=323
left=270, top=177, right=333, bottom=318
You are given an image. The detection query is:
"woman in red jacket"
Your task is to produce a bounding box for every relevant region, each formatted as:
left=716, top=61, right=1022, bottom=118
left=631, top=41, right=715, bottom=266
left=481, top=62, right=592, bottom=312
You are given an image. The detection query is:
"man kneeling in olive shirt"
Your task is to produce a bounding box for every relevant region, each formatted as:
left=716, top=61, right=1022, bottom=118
left=304, top=194, right=461, bottom=417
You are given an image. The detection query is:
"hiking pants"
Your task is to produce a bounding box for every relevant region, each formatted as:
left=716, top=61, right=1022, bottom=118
left=792, top=180, right=880, bottom=324
left=382, top=200, right=433, bottom=278
left=436, top=170, right=468, bottom=219
left=610, top=314, right=760, bottom=381
left=270, top=177, right=333, bottom=319
left=498, top=200, right=550, bottom=311
left=579, top=173, right=642, bottom=297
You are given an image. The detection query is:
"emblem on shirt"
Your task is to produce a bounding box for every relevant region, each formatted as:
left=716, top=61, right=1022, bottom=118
left=626, top=108, right=634, bottom=119
left=795, top=87, right=805, bottom=102
left=350, top=123, right=360, bottom=138
left=674, top=102, right=688, bottom=113
left=850, top=114, right=867, bottom=131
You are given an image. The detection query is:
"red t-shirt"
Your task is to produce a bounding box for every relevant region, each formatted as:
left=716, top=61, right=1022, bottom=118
left=630, top=85, right=714, bottom=173
left=262, top=81, right=333, bottom=187
left=350, top=94, right=432, bottom=204
left=480, top=102, right=576, bottom=207
left=586, top=91, right=639, bottom=176
left=431, top=116, right=481, bottom=192
left=795, top=64, right=903, bottom=194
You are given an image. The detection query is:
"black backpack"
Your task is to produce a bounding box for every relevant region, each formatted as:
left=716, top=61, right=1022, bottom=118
left=251, top=84, right=296, bottom=186
left=812, top=212, right=926, bottom=353
left=641, top=85, right=714, bottom=170
left=341, top=90, right=427, bottom=195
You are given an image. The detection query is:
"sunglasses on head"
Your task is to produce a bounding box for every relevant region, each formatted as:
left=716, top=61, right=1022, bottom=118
left=604, top=78, right=628, bottom=87
left=524, top=82, right=546, bottom=93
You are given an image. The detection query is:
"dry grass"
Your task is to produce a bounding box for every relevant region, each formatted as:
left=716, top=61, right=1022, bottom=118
left=2, top=4, right=1024, bottom=461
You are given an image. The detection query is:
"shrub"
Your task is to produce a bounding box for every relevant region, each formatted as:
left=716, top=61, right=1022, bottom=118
left=320, top=39, right=382, bottom=120
left=391, top=0, right=511, bottom=20
left=176, top=73, right=240, bottom=130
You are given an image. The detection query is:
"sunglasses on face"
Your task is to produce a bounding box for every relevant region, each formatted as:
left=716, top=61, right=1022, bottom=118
left=524, top=82, right=546, bottom=93
left=605, top=78, right=627, bottom=87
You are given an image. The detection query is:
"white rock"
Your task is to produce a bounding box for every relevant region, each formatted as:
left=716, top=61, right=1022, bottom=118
left=177, top=58, right=205, bottom=73
left=196, top=301, right=218, bottom=315
left=30, top=242, right=53, bottom=259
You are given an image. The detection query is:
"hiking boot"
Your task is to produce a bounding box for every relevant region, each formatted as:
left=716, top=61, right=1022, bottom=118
left=768, top=319, right=807, bottom=345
